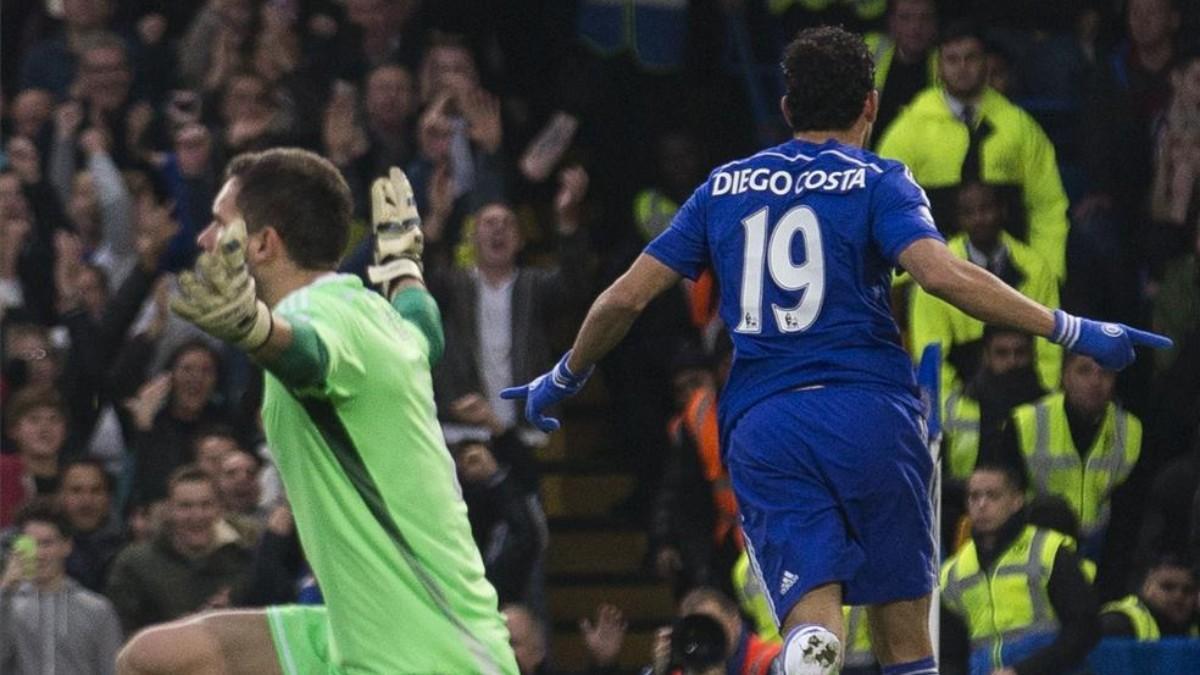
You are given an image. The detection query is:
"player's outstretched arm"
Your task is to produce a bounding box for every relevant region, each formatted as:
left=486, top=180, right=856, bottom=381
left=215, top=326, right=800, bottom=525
left=899, top=238, right=1171, bottom=371
left=501, top=253, right=680, bottom=431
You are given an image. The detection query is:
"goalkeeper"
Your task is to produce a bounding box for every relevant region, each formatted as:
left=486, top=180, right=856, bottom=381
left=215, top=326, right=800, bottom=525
left=116, top=149, right=518, bottom=674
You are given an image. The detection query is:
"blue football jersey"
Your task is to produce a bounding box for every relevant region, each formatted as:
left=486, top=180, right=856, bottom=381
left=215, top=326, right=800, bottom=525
left=645, top=138, right=943, bottom=439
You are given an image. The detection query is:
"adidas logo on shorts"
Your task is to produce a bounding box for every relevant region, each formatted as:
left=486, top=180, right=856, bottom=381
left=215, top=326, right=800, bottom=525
left=780, top=570, right=798, bottom=595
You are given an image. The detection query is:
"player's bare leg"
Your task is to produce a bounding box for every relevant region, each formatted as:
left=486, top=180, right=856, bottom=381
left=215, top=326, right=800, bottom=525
left=867, top=595, right=938, bottom=674
left=779, top=582, right=845, bottom=674
left=117, top=610, right=283, bottom=675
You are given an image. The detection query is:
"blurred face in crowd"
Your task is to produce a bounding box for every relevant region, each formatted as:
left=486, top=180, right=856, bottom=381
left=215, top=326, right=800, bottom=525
left=222, top=74, right=272, bottom=124
left=59, top=463, right=111, bottom=533
left=79, top=45, right=131, bottom=112
left=473, top=204, right=521, bottom=273
left=11, top=89, right=53, bottom=139
left=346, top=0, right=416, bottom=31
left=981, top=332, right=1034, bottom=376
left=502, top=606, right=546, bottom=675
left=966, top=468, right=1024, bottom=534
left=13, top=404, right=67, bottom=462
left=890, top=0, right=937, bottom=61
left=1061, top=354, right=1115, bottom=420
left=76, top=264, right=109, bottom=319
left=1128, top=0, right=1179, bottom=51
left=0, top=173, right=31, bottom=221
left=68, top=171, right=100, bottom=232
left=1172, top=58, right=1200, bottom=109
left=215, top=0, right=255, bottom=38
left=1141, top=565, right=1197, bottom=625
left=170, top=347, right=219, bottom=418
left=366, top=65, right=415, bottom=130
left=5, top=328, right=59, bottom=389
left=956, top=182, right=1005, bottom=250
left=986, top=51, right=1012, bottom=96
left=421, top=44, right=478, bottom=102
left=174, top=124, right=213, bottom=178
left=939, top=36, right=987, bottom=101
left=195, top=434, right=238, bottom=478
left=23, top=520, right=72, bottom=586
left=217, top=451, right=261, bottom=513
left=453, top=442, right=498, bottom=486
left=63, top=0, right=112, bottom=31
left=658, top=132, right=704, bottom=199
left=168, top=478, right=220, bottom=555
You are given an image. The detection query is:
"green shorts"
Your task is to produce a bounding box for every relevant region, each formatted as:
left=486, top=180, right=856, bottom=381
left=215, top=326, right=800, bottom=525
left=267, top=605, right=335, bottom=675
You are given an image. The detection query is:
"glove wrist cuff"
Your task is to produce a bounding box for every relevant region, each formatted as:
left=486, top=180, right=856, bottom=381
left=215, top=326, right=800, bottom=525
left=1050, top=309, right=1081, bottom=349
left=553, top=351, right=592, bottom=389
left=238, top=301, right=274, bottom=352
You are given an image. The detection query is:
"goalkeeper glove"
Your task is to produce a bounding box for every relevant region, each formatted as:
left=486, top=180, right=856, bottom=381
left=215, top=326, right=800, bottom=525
left=171, top=219, right=273, bottom=351
left=368, top=166, right=425, bottom=291
left=1049, top=309, right=1171, bottom=371
left=500, top=351, right=593, bottom=432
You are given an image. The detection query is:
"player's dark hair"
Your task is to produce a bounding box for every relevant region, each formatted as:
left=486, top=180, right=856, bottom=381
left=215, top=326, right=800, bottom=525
left=15, top=498, right=73, bottom=538
left=225, top=148, right=353, bottom=270
left=780, top=26, right=875, bottom=133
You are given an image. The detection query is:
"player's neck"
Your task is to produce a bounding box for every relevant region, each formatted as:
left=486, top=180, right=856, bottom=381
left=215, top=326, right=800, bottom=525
left=792, top=126, right=868, bottom=149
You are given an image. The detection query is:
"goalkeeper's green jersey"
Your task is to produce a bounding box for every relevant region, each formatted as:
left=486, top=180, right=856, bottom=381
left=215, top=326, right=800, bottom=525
left=262, top=273, right=516, bottom=674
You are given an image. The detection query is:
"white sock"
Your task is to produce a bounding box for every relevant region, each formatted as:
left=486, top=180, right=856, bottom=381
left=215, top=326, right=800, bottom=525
left=780, top=624, right=842, bottom=675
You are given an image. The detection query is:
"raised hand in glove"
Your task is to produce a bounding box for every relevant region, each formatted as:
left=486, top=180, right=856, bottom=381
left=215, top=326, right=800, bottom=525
left=171, top=218, right=273, bottom=351
left=1050, top=309, right=1172, bottom=371
left=368, top=166, right=425, bottom=291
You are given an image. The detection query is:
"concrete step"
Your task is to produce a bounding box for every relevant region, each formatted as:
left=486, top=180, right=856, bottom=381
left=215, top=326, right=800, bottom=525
left=546, top=528, right=647, bottom=576
left=547, top=581, right=674, bottom=625
left=539, top=472, right=636, bottom=519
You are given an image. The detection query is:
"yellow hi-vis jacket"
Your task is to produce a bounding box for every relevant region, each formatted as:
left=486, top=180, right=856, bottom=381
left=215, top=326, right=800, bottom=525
left=1100, top=595, right=1200, bottom=641
left=877, top=87, right=1069, bottom=280
left=941, top=525, right=1071, bottom=671
left=909, top=233, right=1062, bottom=396
left=1012, top=393, right=1141, bottom=539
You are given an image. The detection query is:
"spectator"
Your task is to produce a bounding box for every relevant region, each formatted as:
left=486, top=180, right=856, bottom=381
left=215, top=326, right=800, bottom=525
left=71, top=33, right=141, bottom=168
left=877, top=20, right=1070, bottom=280
left=8, top=89, right=55, bottom=145
left=105, top=465, right=253, bottom=634
left=217, top=71, right=292, bottom=156
left=1100, top=553, right=1198, bottom=639
left=866, top=0, right=940, bottom=144
left=215, top=449, right=265, bottom=531
left=0, top=389, right=72, bottom=526
left=1151, top=218, right=1200, bottom=378
left=1, top=322, right=60, bottom=396
left=1147, top=51, right=1200, bottom=274
left=503, top=602, right=626, bottom=675
left=651, top=587, right=779, bottom=675
left=0, top=499, right=123, bottom=675
left=57, top=458, right=126, bottom=593
left=942, top=326, right=1045, bottom=551
left=19, top=0, right=117, bottom=97
left=995, top=353, right=1143, bottom=559
left=650, top=342, right=740, bottom=600
left=117, top=339, right=232, bottom=508
left=47, top=98, right=136, bottom=288
left=430, top=168, right=590, bottom=458
left=1136, top=432, right=1199, bottom=568
left=909, top=181, right=1062, bottom=394
left=452, top=439, right=540, bottom=605
left=940, top=464, right=1099, bottom=675
left=193, top=423, right=241, bottom=479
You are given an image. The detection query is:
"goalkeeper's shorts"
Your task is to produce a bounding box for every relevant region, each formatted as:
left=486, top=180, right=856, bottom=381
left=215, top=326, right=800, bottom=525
left=726, top=385, right=936, bottom=619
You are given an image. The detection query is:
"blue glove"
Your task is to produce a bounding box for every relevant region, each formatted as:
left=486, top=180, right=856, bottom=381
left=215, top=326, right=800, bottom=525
left=1050, top=309, right=1172, bottom=371
left=500, top=351, right=594, bottom=432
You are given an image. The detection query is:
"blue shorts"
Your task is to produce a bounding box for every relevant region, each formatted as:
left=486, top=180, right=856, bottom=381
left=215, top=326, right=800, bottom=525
left=726, top=385, right=936, bottom=620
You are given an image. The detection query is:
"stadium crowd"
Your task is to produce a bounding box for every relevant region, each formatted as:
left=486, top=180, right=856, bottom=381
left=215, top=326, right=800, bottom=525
left=1, top=0, right=1199, bottom=673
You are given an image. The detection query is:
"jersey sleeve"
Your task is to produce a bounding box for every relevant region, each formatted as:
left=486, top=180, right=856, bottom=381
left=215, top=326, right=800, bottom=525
left=871, top=164, right=944, bottom=265
left=643, top=182, right=710, bottom=280
left=274, top=295, right=362, bottom=400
